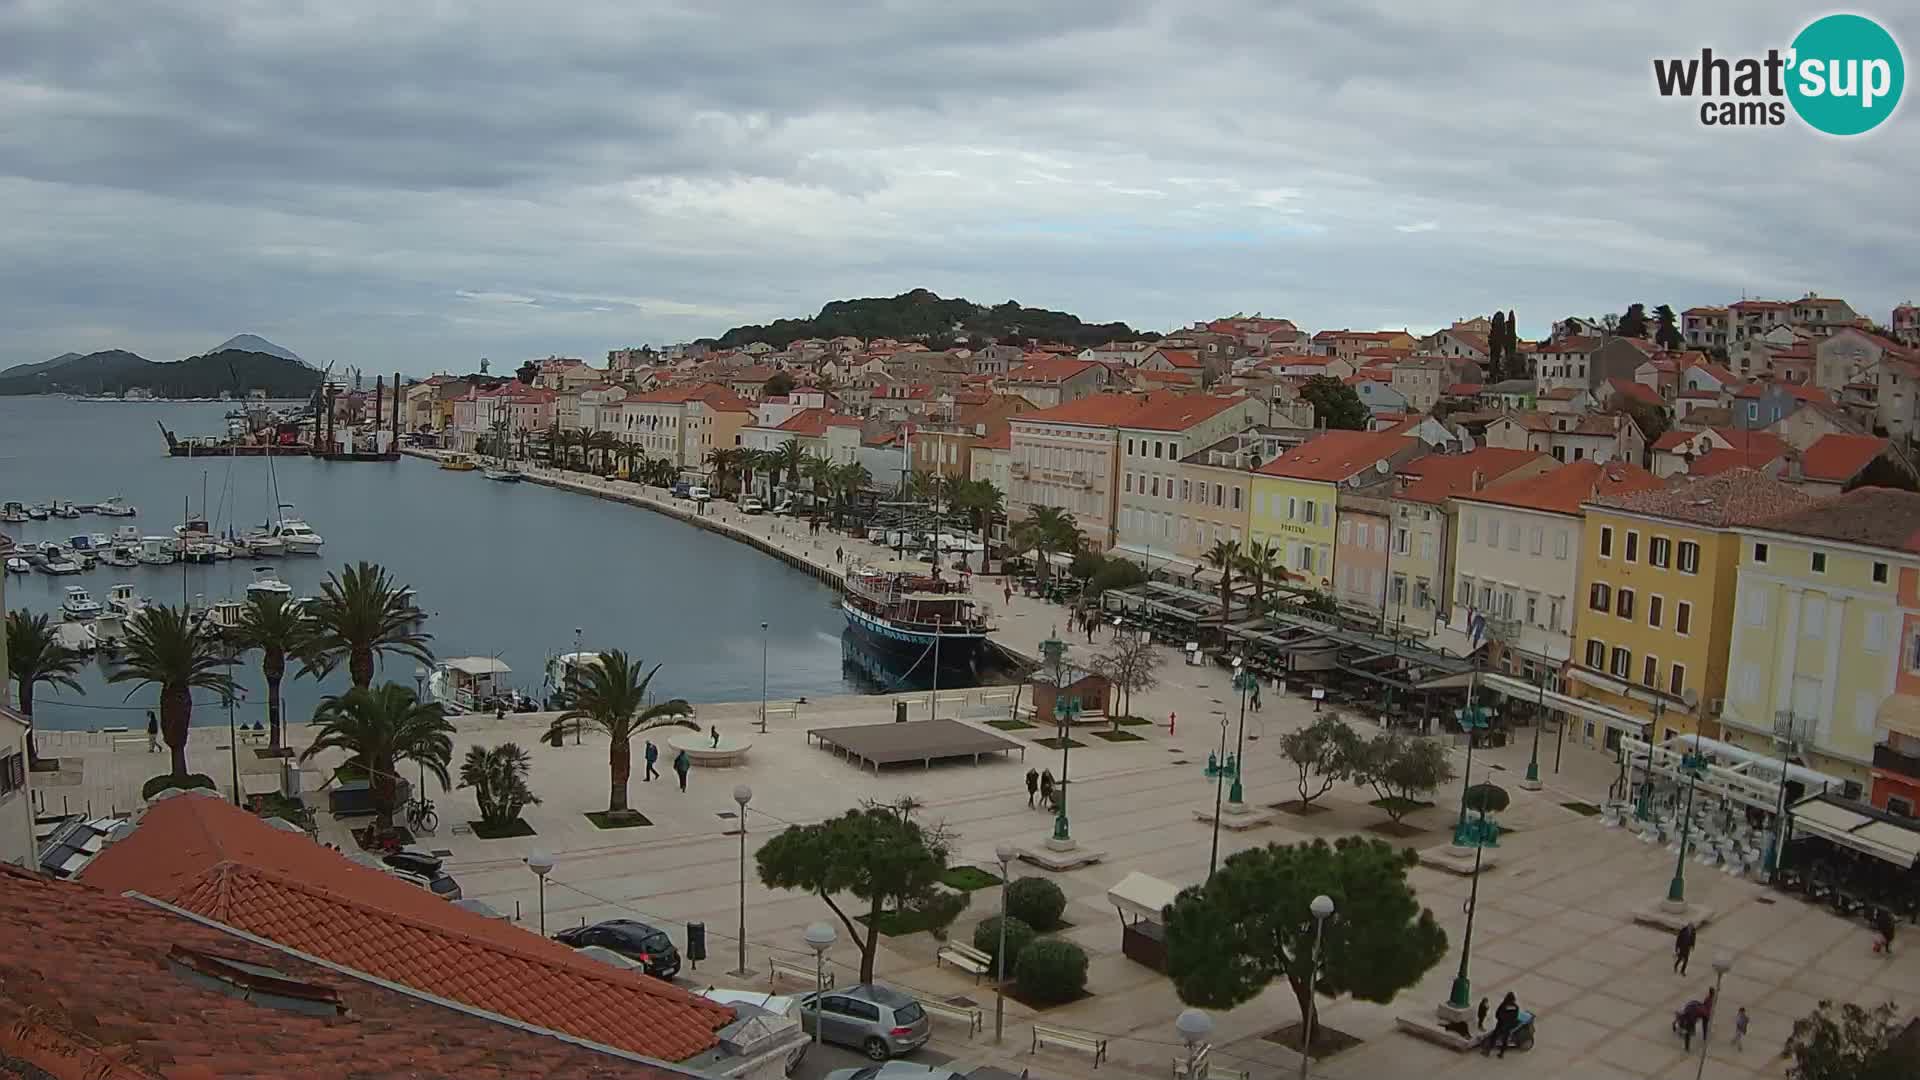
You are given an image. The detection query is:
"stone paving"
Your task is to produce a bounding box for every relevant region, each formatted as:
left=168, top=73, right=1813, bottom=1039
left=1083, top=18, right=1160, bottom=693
left=34, top=462, right=1918, bottom=1079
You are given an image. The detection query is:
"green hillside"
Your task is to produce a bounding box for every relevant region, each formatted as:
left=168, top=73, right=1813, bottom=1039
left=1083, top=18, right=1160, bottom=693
left=0, top=348, right=322, bottom=399
left=710, top=289, right=1153, bottom=350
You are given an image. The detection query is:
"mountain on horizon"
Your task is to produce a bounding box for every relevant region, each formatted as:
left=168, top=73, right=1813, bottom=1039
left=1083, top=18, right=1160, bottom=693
left=0, top=352, right=83, bottom=378
left=707, top=288, right=1152, bottom=350
left=0, top=347, right=321, bottom=399
left=212, top=334, right=303, bottom=364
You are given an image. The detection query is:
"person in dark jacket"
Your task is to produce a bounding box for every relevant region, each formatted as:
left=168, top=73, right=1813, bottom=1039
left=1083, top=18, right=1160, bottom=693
left=1026, top=768, right=1040, bottom=807
left=1039, top=769, right=1056, bottom=810
left=643, top=740, right=660, bottom=781
left=1674, top=922, right=1697, bottom=975
left=1476, top=997, right=1490, bottom=1032
left=673, top=748, right=691, bottom=792
left=1483, top=993, right=1521, bottom=1057
left=147, top=711, right=160, bottom=753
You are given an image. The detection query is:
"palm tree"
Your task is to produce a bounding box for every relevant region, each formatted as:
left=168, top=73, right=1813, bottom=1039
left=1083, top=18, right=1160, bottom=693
left=801, top=455, right=836, bottom=509
left=557, top=650, right=696, bottom=816
left=108, top=606, right=234, bottom=780
left=304, top=561, right=434, bottom=689
left=705, top=446, right=740, bottom=495
left=1012, top=505, right=1082, bottom=583
left=948, top=478, right=1004, bottom=560
left=644, top=455, right=679, bottom=488
left=573, top=426, right=596, bottom=470
left=830, top=461, right=872, bottom=526
left=589, top=430, right=619, bottom=474
left=300, top=683, right=453, bottom=830
left=1204, top=539, right=1240, bottom=623
left=230, top=592, right=312, bottom=753
left=1238, top=540, right=1286, bottom=616
left=5, top=610, right=87, bottom=769
left=774, top=438, right=807, bottom=495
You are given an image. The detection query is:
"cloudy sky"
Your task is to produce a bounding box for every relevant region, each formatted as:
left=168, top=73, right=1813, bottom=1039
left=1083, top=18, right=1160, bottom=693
left=2, top=1, right=1915, bottom=374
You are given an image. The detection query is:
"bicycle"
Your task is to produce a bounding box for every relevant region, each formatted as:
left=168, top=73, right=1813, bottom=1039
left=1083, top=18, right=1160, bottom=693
left=405, top=796, right=439, bottom=834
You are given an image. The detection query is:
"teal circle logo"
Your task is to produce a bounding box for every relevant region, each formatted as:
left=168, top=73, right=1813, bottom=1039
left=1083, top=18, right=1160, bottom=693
left=1787, top=14, right=1904, bottom=135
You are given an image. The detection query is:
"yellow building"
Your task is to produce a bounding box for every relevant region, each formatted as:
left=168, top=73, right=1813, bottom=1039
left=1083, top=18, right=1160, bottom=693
left=1568, top=470, right=1817, bottom=742
left=1250, top=429, right=1418, bottom=586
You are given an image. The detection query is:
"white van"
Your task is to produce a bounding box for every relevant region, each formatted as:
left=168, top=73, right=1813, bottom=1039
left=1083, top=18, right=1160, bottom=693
left=688, top=486, right=712, bottom=503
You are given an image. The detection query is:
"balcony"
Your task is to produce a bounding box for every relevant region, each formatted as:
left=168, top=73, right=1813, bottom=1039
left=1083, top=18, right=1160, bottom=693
left=1873, top=742, right=1920, bottom=780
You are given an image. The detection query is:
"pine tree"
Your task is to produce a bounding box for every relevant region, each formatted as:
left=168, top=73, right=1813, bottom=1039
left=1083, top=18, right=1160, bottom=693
left=1618, top=303, right=1649, bottom=339
left=1506, top=310, right=1522, bottom=378
left=1487, top=311, right=1507, bottom=383
left=1653, top=304, right=1683, bottom=350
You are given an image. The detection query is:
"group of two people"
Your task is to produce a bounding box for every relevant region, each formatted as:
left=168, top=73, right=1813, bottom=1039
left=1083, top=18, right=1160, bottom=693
left=641, top=740, right=692, bottom=791
left=1024, top=767, right=1060, bottom=811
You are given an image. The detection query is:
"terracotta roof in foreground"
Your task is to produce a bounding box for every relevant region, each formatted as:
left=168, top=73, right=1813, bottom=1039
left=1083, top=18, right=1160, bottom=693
left=78, top=795, right=732, bottom=1064
left=1800, top=433, right=1889, bottom=482
left=1455, top=460, right=1661, bottom=516
left=1746, top=487, right=1920, bottom=553
left=0, top=864, right=686, bottom=1080
left=1589, top=467, right=1818, bottom=527
left=1255, top=428, right=1411, bottom=483
left=1396, top=448, right=1550, bottom=505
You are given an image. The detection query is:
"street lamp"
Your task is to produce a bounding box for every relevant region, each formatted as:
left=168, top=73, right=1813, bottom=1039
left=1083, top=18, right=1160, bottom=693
left=1208, top=708, right=1230, bottom=881
left=1453, top=674, right=1490, bottom=847
left=414, top=664, right=428, bottom=702
left=732, top=785, right=753, bottom=977
left=527, top=850, right=555, bottom=936
left=1691, top=952, right=1733, bottom=1080
left=759, top=622, right=770, bottom=733
left=1175, top=1008, right=1213, bottom=1079
left=1039, top=631, right=1079, bottom=850
left=803, top=922, right=837, bottom=1049
left=1763, top=709, right=1808, bottom=877
left=1667, top=749, right=1710, bottom=906
left=993, top=843, right=1016, bottom=1043
left=1229, top=657, right=1255, bottom=807
left=1522, top=666, right=1551, bottom=790
left=1300, top=895, right=1335, bottom=1080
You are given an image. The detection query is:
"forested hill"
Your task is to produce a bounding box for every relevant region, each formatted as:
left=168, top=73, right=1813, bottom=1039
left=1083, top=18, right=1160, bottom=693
left=0, top=348, right=323, bottom=399
left=710, top=289, right=1154, bottom=350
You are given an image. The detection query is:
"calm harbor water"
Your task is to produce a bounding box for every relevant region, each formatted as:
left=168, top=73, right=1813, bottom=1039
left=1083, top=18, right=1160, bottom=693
left=0, top=397, right=870, bottom=730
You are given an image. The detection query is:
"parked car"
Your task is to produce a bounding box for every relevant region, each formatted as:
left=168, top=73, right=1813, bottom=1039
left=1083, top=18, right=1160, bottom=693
left=382, top=848, right=443, bottom=876
left=388, top=867, right=462, bottom=901
left=797, top=984, right=931, bottom=1061
left=688, top=486, right=711, bottom=503
left=825, top=1065, right=957, bottom=1080
left=553, top=919, right=682, bottom=979
left=672, top=481, right=692, bottom=498
left=772, top=499, right=795, bottom=515
left=741, top=498, right=765, bottom=514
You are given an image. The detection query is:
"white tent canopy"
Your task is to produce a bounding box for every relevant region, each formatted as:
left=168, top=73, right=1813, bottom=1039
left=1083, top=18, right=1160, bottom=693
left=1107, top=871, right=1183, bottom=924
left=1790, top=794, right=1920, bottom=868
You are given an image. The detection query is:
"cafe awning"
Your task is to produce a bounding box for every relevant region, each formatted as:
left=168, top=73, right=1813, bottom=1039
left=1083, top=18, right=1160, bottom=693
left=1107, top=871, right=1183, bottom=924
left=1790, top=794, right=1920, bottom=868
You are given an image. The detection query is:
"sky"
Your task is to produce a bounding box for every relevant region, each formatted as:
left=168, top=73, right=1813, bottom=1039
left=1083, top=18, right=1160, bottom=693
left=2, top=1, right=1916, bottom=375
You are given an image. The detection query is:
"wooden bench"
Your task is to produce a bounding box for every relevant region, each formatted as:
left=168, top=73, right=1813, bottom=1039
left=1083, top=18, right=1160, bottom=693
left=768, top=957, right=833, bottom=990
left=1032, top=1023, right=1108, bottom=1067
left=916, top=997, right=983, bottom=1038
left=111, top=734, right=149, bottom=752
left=934, top=941, right=994, bottom=981
left=1171, top=1046, right=1250, bottom=1080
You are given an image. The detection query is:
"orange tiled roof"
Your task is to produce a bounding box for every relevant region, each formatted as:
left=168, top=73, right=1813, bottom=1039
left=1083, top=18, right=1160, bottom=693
left=774, top=408, right=862, bottom=435
left=1002, top=357, right=1097, bottom=383
left=1456, top=460, right=1661, bottom=516
left=1800, top=433, right=1889, bottom=482
left=1606, top=378, right=1663, bottom=408
left=1593, top=468, right=1816, bottom=526
left=1255, top=429, right=1411, bottom=483
left=0, top=865, right=680, bottom=1080
left=1749, top=487, right=1920, bottom=552
left=1396, top=448, right=1550, bottom=505
left=1707, top=428, right=1791, bottom=459
left=79, top=796, right=732, bottom=1063
left=1152, top=349, right=1203, bottom=369
left=1651, top=429, right=1705, bottom=452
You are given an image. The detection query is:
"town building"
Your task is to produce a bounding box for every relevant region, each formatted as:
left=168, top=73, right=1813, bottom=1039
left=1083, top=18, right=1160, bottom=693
left=1384, top=448, right=1556, bottom=638
left=1388, top=356, right=1449, bottom=413
left=1483, top=411, right=1645, bottom=465
left=1568, top=469, right=1816, bottom=745
left=1112, top=394, right=1270, bottom=572
left=1792, top=433, right=1894, bottom=496
left=1249, top=428, right=1422, bottom=586
left=1008, top=394, right=1134, bottom=551
left=1722, top=488, right=1920, bottom=810
left=1173, top=429, right=1302, bottom=569
left=999, top=357, right=1113, bottom=408
left=1892, top=303, right=1920, bottom=348
left=619, top=383, right=754, bottom=473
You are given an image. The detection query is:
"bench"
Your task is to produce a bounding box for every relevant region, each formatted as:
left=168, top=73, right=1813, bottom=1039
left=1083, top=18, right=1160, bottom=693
left=916, top=997, right=983, bottom=1038
left=769, top=957, right=833, bottom=991
left=934, top=941, right=994, bottom=981
left=1171, top=1047, right=1249, bottom=1080
left=111, top=734, right=149, bottom=752
left=1032, top=1023, right=1108, bottom=1067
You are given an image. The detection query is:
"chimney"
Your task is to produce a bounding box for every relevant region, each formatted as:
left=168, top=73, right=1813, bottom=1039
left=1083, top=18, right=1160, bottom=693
left=1470, top=469, right=1485, bottom=492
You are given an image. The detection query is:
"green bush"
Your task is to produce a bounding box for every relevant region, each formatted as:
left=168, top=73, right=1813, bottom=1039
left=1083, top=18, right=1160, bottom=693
left=1015, top=938, right=1089, bottom=1003
left=142, top=773, right=217, bottom=800
left=1005, top=875, right=1067, bottom=930
left=972, top=915, right=1035, bottom=971
left=914, top=889, right=970, bottom=941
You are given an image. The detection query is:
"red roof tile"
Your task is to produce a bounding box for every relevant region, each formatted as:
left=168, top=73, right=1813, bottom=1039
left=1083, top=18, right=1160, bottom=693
left=1690, top=445, right=1787, bottom=476
left=1396, top=448, right=1550, bottom=505
left=1652, top=429, right=1703, bottom=452
left=773, top=408, right=862, bottom=436
left=1593, top=468, right=1816, bottom=526
left=1799, top=433, right=1888, bottom=482
left=1255, top=429, right=1412, bottom=483
left=0, top=865, right=683, bottom=1080
left=1455, top=460, right=1661, bottom=516
left=1707, top=428, right=1791, bottom=460
left=1152, top=348, right=1203, bottom=369
left=1606, top=378, right=1663, bottom=408
left=79, top=796, right=732, bottom=1064
left=1002, top=357, right=1097, bottom=383
left=1750, top=487, right=1920, bottom=553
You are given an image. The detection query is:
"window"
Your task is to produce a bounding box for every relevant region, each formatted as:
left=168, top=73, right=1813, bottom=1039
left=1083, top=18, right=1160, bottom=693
left=1648, top=595, right=1663, bottom=628
left=1530, top=526, right=1543, bottom=555
left=1487, top=518, right=1501, bottom=547
left=1599, top=526, right=1613, bottom=557
left=1616, top=588, right=1634, bottom=620
left=1874, top=561, right=1889, bottom=584
left=1396, top=528, right=1410, bottom=555
left=1150, top=476, right=1159, bottom=497
left=1811, top=552, right=1827, bottom=574
left=1457, top=577, right=1474, bottom=607
left=1479, top=583, right=1493, bottom=608
left=1287, top=497, right=1298, bottom=520
left=1126, top=438, right=1136, bottom=455
left=1610, top=647, right=1632, bottom=679
left=1668, top=663, right=1687, bottom=697
left=1867, top=611, right=1888, bottom=653
left=1554, top=530, right=1569, bottom=560
left=1803, top=594, right=1827, bottom=638
left=1910, top=630, right=1920, bottom=673
left=1124, top=473, right=1133, bottom=493
left=1465, top=513, right=1478, bottom=543
left=1753, top=542, right=1768, bottom=563
left=1181, top=479, right=1191, bottom=501
left=1548, top=595, right=1564, bottom=631
left=1421, top=534, right=1434, bottom=560
left=1153, top=441, right=1163, bottom=459
left=1643, top=654, right=1658, bottom=688
left=1677, top=541, right=1700, bottom=574
left=1392, top=575, right=1407, bottom=605
left=1589, top=582, right=1612, bottom=611
left=1585, top=639, right=1606, bottom=668
left=1231, top=487, right=1242, bottom=510
left=1625, top=531, right=1639, bottom=562
left=1676, top=601, right=1692, bottom=635
left=1304, top=501, right=1317, bottom=524
left=1339, top=520, right=1351, bottom=545
left=1214, top=483, right=1223, bottom=507
left=1649, top=537, right=1671, bottom=568
left=1507, top=525, right=1521, bottom=551
left=1525, top=593, right=1538, bottom=625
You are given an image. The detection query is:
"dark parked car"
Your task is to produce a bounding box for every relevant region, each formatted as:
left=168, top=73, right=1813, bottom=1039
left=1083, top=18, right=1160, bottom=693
left=382, top=849, right=443, bottom=876
left=554, top=919, right=682, bottom=979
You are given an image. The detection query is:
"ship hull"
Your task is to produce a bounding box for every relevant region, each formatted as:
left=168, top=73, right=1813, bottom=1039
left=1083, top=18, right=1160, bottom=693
left=841, top=601, right=987, bottom=676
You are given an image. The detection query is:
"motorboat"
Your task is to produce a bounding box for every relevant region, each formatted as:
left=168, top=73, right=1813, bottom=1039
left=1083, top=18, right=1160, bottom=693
left=137, top=537, right=176, bottom=565
left=542, top=650, right=604, bottom=710
left=107, top=584, right=146, bottom=618
left=0, top=501, right=26, bottom=523
left=110, top=524, right=141, bottom=545
left=50, top=500, right=81, bottom=519
left=62, top=586, right=103, bottom=620
left=270, top=514, right=324, bottom=555
left=174, top=514, right=211, bottom=540
left=91, top=612, right=126, bottom=651
left=4, top=556, right=29, bottom=575
left=42, top=555, right=83, bottom=575
left=237, top=530, right=286, bottom=556
left=439, top=453, right=479, bottom=472
left=429, top=657, right=515, bottom=715
left=191, top=596, right=246, bottom=633
left=101, top=545, right=138, bottom=567
left=482, top=464, right=523, bottom=482
left=52, top=621, right=97, bottom=655
left=95, top=497, right=137, bottom=517
left=26, top=504, right=49, bottom=521
left=68, top=533, right=108, bottom=556
left=245, top=566, right=294, bottom=599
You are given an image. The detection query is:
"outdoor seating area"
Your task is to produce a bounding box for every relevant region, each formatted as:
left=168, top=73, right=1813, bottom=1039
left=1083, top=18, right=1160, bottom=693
left=1773, top=794, right=1920, bottom=925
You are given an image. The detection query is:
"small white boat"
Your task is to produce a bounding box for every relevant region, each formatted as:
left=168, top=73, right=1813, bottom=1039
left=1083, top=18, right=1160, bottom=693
left=52, top=621, right=97, bottom=654
left=203, top=598, right=246, bottom=632
left=110, top=524, right=141, bottom=545
left=91, top=612, right=125, bottom=651
left=238, top=530, right=286, bottom=556
left=0, top=501, right=27, bottom=523
left=26, top=504, right=49, bottom=521
left=95, top=497, right=137, bottom=517
left=271, top=515, right=324, bottom=555
left=50, top=500, right=81, bottom=519
left=4, top=556, right=30, bottom=575
left=137, top=537, right=176, bottom=565
left=429, top=657, right=515, bottom=714
left=245, top=566, right=294, bottom=599
left=107, top=584, right=145, bottom=617
left=42, top=556, right=83, bottom=575
left=483, top=464, right=524, bottom=483
left=101, top=545, right=138, bottom=568
left=68, top=534, right=105, bottom=555
left=62, top=586, right=103, bottom=620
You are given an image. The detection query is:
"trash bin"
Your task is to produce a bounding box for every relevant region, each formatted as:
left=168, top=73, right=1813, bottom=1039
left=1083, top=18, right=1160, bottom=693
left=895, top=700, right=908, bottom=723
left=687, top=921, right=706, bottom=965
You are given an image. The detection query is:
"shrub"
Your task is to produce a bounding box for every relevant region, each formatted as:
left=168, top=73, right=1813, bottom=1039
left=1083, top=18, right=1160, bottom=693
left=913, top=889, right=970, bottom=941
left=972, top=915, right=1035, bottom=971
left=142, top=773, right=216, bottom=800
left=1005, top=875, right=1067, bottom=930
left=1015, top=938, right=1089, bottom=1003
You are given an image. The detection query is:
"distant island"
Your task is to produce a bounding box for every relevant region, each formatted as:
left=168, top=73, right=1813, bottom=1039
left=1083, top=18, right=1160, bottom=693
left=706, top=288, right=1155, bottom=350
left=0, top=344, right=323, bottom=399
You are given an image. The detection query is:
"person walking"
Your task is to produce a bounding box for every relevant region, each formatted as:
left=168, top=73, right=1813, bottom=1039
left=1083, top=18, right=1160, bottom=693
left=146, top=710, right=160, bottom=753
left=1732, top=1007, right=1749, bottom=1050
left=1039, top=769, right=1055, bottom=811
left=1483, top=992, right=1520, bottom=1057
left=1004, top=580, right=1013, bottom=606
left=1873, top=907, right=1897, bottom=956
left=1674, top=922, right=1697, bottom=975
left=1025, top=768, right=1040, bottom=808
left=643, top=740, right=660, bottom=782
left=1249, top=681, right=1262, bottom=712
left=1676, top=1005, right=1699, bottom=1051
left=1476, top=997, right=1490, bottom=1032
left=673, top=748, right=691, bottom=792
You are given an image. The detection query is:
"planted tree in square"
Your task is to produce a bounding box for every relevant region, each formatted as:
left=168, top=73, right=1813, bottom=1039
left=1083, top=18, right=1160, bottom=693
left=1354, top=733, right=1453, bottom=824
left=459, top=742, right=541, bottom=830
left=1278, top=712, right=1364, bottom=807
